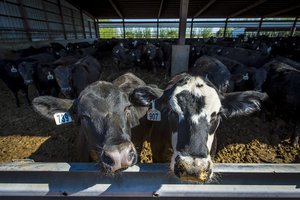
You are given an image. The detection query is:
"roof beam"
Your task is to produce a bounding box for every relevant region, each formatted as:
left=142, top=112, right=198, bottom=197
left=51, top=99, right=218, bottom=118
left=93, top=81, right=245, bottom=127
left=109, top=0, right=123, bottom=19
left=157, top=0, right=164, bottom=19
left=229, top=0, right=267, bottom=18
left=264, top=4, right=300, bottom=17
left=193, top=0, right=216, bottom=18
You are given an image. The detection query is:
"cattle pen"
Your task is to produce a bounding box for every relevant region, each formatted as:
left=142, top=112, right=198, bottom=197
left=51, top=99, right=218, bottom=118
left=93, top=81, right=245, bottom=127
left=1, top=0, right=300, bottom=199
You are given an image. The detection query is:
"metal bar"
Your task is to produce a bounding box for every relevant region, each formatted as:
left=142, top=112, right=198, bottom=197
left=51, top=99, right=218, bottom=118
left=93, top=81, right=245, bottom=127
left=157, top=0, right=164, bottom=19
left=190, top=18, right=194, bottom=38
left=223, top=18, right=228, bottom=37
left=193, top=0, right=216, bottom=18
left=57, top=0, right=67, bottom=40
left=257, top=17, right=263, bottom=36
left=178, top=0, right=189, bottom=45
left=88, top=21, right=92, bottom=38
left=80, top=9, right=87, bottom=39
left=109, top=0, right=124, bottom=19
left=94, top=18, right=99, bottom=38
left=70, top=8, right=77, bottom=39
left=229, top=0, right=267, bottom=18
left=157, top=19, right=159, bottom=39
left=265, top=4, right=300, bottom=17
left=17, top=0, right=31, bottom=41
left=0, top=163, right=300, bottom=199
left=41, top=0, right=51, bottom=40
left=122, top=18, right=126, bottom=39
left=290, top=17, right=299, bottom=37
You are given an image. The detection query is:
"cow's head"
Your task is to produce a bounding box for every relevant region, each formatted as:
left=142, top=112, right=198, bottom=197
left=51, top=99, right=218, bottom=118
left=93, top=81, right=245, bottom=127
left=32, top=81, right=144, bottom=175
left=37, top=63, right=56, bottom=83
left=54, top=65, right=73, bottom=97
left=18, top=61, right=38, bottom=85
left=131, top=73, right=267, bottom=183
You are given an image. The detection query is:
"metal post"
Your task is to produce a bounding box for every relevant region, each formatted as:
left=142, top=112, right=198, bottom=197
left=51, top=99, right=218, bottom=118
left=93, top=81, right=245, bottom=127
left=80, top=9, right=87, bottom=39
left=190, top=18, right=194, bottom=38
left=17, top=0, right=31, bottom=41
left=122, top=18, right=125, bottom=39
left=71, top=9, right=77, bottom=39
left=41, top=0, right=51, bottom=40
left=178, top=0, right=189, bottom=45
left=290, top=17, right=299, bottom=37
left=88, top=21, right=92, bottom=38
left=94, top=18, right=99, bottom=38
left=57, top=0, right=67, bottom=40
left=157, top=19, right=159, bottom=39
left=223, top=18, right=228, bottom=37
left=257, top=17, right=263, bottom=36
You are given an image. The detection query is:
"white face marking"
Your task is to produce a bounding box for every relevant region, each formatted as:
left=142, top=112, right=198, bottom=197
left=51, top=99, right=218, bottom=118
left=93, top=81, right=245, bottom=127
left=169, top=77, right=221, bottom=124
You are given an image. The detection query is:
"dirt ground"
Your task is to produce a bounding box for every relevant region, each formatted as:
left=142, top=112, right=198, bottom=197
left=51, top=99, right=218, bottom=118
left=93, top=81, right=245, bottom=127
left=0, top=52, right=299, bottom=164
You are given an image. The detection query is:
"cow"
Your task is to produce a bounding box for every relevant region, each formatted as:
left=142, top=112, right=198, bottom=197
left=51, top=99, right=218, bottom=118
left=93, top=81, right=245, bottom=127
left=112, top=43, right=142, bottom=70
left=54, top=56, right=102, bottom=98
left=143, top=43, right=165, bottom=72
left=32, top=73, right=163, bottom=175
left=36, top=63, right=60, bottom=96
left=262, top=61, right=300, bottom=146
left=0, top=59, right=30, bottom=107
left=130, top=73, right=267, bottom=183
left=190, top=56, right=233, bottom=93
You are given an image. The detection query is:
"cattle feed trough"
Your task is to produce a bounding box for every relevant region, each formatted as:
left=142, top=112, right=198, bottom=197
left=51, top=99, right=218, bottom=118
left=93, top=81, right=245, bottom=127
left=0, top=162, right=300, bottom=199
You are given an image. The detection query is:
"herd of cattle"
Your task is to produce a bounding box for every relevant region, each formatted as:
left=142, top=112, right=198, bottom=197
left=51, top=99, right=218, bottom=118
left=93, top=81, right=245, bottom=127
left=1, top=36, right=300, bottom=183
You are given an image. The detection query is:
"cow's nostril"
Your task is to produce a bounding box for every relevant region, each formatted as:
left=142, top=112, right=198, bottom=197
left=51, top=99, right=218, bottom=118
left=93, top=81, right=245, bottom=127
left=101, top=152, right=114, bottom=167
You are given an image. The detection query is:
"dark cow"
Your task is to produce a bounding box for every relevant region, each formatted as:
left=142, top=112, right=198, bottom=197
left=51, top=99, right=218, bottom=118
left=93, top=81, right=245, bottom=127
left=0, top=59, right=30, bottom=107
left=53, top=55, right=79, bottom=67
left=262, top=61, right=300, bottom=145
left=130, top=73, right=267, bottom=183
left=32, top=73, right=162, bottom=175
left=54, top=56, right=102, bottom=98
left=112, top=43, right=142, bottom=70
left=190, top=56, right=233, bottom=93
left=143, top=43, right=165, bottom=72
left=36, top=63, right=60, bottom=96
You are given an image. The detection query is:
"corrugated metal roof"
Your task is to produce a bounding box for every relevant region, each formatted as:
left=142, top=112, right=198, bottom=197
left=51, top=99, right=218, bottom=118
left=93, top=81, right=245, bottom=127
left=71, top=0, right=300, bottom=19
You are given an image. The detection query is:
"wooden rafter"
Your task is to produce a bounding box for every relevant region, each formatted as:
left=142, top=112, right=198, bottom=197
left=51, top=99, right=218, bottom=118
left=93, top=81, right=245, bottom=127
left=265, top=4, right=300, bottom=17
left=229, top=0, right=267, bottom=18
left=193, top=0, right=216, bottom=18
left=108, top=0, right=123, bottom=19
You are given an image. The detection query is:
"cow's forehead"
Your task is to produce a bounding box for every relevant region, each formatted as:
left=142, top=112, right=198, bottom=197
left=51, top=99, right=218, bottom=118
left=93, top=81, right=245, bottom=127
left=169, top=76, right=221, bottom=119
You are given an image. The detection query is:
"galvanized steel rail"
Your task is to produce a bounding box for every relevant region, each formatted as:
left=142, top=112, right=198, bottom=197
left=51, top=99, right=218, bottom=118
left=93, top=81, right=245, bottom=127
left=0, top=162, right=300, bottom=199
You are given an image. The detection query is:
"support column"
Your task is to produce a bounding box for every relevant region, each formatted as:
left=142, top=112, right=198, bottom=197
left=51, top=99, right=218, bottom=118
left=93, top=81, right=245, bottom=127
left=80, top=9, right=86, bottom=39
left=17, top=0, right=31, bottom=41
left=94, top=18, right=99, bottom=38
left=122, top=19, right=125, bottom=39
left=57, top=0, right=67, bottom=40
left=157, top=19, right=159, bottom=39
left=257, top=18, right=263, bottom=36
left=190, top=18, right=194, bottom=38
left=223, top=18, right=228, bottom=37
left=178, top=0, right=189, bottom=45
left=71, top=9, right=77, bottom=39
left=290, top=17, right=299, bottom=37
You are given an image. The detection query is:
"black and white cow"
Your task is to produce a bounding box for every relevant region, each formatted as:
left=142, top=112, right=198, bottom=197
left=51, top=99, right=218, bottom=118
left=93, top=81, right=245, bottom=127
left=130, top=73, right=267, bottom=183
left=32, top=73, right=162, bottom=175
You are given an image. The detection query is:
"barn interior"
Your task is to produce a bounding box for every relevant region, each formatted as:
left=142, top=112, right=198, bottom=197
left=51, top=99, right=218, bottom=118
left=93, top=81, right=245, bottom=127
left=0, top=0, right=300, bottom=165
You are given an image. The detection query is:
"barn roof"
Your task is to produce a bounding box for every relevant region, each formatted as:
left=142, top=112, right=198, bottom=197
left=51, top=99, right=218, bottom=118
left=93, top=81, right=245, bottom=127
left=71, top=0, right=300, bottom=19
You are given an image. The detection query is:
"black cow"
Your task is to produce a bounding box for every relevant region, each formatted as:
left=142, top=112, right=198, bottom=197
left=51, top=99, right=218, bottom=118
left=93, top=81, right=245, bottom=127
left=36, top=63, right=60, bottom=96
left=143, top=43, right=165, bottom=72
left=130, top=73, right=267, bottom=183
left=112, top=43, right=142, bottom=70
left=190, top=56, right=233, bottom=93
left=54, top=56, right=102, bottom=98
left=32, top=73, right=162, bottom=174
left=0, top=59, right=30, bottom=107
left=262, top=61, right=300, bottom=145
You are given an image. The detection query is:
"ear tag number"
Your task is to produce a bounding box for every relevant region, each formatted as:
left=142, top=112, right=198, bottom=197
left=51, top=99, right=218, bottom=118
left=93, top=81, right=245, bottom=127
left=47, top=72, right=54, bottom=80
left=11, top=66, right=18, bottom=73
left=147, top=101, right=161, bottom=121
left=54, top=112, right=73, bottom=125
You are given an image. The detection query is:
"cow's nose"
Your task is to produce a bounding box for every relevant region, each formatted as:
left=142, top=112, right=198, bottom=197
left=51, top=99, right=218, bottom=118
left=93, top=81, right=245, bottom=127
left=101, top=145, right=137, bottom=173
left=61, top=87, right=72, bottom=93
left=24, top=80, right=33, bottom=85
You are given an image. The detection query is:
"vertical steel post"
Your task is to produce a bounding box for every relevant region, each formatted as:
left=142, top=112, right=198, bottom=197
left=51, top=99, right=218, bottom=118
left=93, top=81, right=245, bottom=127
left=122, top=18, right=125, bottom=38
left=290, top=17, right=299, bottom=37
left=71, top=9, right=77, bottom=39
left=17, top=0, right=32, bottom=41
left=178, top=0, right=189, bottom=45
left=257, top=17, right=263, bottom=36
left=190, top=18, right=194, bottom=38
left=223, top=18, right=228, bottom=37
left=94, top=18, right=99, bottom=38
left=57, top=0, right=67, bottom=40
left=80, top=9, right=87, bottom=39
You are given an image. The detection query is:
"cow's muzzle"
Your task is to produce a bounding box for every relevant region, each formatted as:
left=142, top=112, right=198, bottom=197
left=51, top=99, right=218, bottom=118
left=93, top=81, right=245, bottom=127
left=173, top=156, right=212, bottom=183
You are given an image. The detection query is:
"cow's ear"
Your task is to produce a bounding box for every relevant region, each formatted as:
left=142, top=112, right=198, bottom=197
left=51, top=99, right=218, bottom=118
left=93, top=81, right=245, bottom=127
left=221, top=91, right=268, bottom=118
left=129, top=86, right=163, bottom=107
left=32, top=96, right=75, bottom=120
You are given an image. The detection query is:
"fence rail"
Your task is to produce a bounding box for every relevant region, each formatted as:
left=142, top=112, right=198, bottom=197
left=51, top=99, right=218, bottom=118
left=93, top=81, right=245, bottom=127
left=0, top=162, right=300, bottom=199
